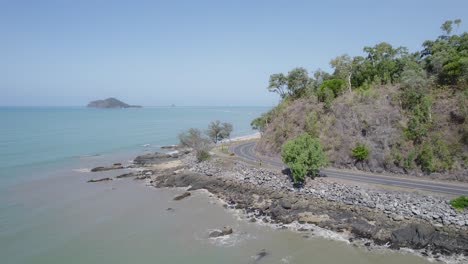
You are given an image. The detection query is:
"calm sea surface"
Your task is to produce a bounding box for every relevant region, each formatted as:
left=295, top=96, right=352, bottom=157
left=0, top=106, right=432, bottom=264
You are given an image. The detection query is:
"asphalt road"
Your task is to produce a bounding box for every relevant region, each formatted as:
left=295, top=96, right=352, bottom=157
left=230, top=141, right=468, bottom=196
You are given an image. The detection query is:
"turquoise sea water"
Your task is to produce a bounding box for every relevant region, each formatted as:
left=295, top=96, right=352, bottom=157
left=0, top=106, right=268, bottom=187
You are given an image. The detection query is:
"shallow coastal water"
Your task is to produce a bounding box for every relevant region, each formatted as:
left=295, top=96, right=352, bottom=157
left=1, top=154, right=431, bottom=264
left=0, top=106, right=433, bottom=263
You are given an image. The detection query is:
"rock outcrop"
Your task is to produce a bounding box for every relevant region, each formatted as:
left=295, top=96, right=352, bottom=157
left=152, top=170, right=468, bottom=256
left=87, top=98, right=142, bottom=108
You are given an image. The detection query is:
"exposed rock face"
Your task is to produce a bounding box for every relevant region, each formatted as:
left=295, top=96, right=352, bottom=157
left=87, top=98, right=142, bottom=108
left=133, top=151, right=188, bottom=166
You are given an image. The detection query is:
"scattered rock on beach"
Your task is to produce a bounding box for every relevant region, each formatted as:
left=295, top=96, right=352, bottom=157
left=91, top=164, right=124, bottom=172
left=208, top=226, right=233, bottom=238
left=161, top=145, right=178, bottom=149
left=208, top=230, right=223, bottom=238
left=173, top=192, right=191, bottom=201
left=87, top=177, right=112, bottom=183
left=222, top=226, right=233, bottom=235
left=116, top=172, right=136, bottom=178
left=253, top=249, right=269, bottom=263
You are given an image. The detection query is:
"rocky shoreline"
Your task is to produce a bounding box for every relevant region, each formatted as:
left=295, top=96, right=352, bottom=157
left=88, top=148, right=468, bottom=262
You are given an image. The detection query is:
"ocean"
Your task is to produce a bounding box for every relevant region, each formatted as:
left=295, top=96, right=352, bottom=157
left=0, top=106, right=432, bottom=264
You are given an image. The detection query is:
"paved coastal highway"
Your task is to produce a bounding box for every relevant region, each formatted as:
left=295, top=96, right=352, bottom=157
left=230, top=141, right=468, bottom=196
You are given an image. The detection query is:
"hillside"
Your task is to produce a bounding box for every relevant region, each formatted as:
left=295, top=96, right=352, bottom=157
left=252, top=20, right=467, bottom=181
left=87, top=98, right=142, bottom=108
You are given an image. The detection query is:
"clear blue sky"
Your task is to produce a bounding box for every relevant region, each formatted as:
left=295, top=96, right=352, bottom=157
left=2, top=0, right=467, bottom=106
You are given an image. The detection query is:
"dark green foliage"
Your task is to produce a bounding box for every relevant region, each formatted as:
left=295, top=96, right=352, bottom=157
left=351, top=143, right=370, bottom=161
left=422, top=20, right=467, bottom=86
left=404, top=150, right=416, bottom=170
left=449, top=196, right=468, bottom=210
left=318, top=79, right=346, bottom=97
left=347, top=42, right=409, bottom=88
left=316, top=79, right=345, bottom=108
left=401, top=85, right=432, bottom=143
left=287, top=68, right=310, bottom=98
left=416, top=136, right=454, bottom=173
left=267, top=68, right=310, bottom=99
left=281, top=133, right=328, bottom=183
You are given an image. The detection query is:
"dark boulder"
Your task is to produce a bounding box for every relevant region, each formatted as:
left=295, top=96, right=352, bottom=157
left=173, top=192, right=191, bottom=201
left=391, top=224, right=435, bottom=249
left=91, top=164, right=124, bottom=172
left=87, top=177, right=112, bottom=183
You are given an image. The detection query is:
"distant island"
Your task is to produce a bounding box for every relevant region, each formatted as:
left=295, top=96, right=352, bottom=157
left=87, top=98, right=142, bottom=109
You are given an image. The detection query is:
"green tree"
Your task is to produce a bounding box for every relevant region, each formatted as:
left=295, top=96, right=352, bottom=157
left=206, top=120, right=233, bottom=144
left=281, top=133, right=328, bottom=183
left=251, top=113, right=270, bottom=134
left=361, top=42, right=408, bottom=85
left=441, top=20, right=453, bottom=35
left=287, top=67, right=310, bottom=98
left=330, top=54, right=354, bottom=93
left=267, top=68, right=312, bottom=99
left=268, top=73, right=288, bottom=98
left=421, top=20, right=467, bottom=85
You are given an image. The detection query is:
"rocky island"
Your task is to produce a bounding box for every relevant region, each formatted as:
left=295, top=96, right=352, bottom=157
left=87, top=98, right=142, bottom=108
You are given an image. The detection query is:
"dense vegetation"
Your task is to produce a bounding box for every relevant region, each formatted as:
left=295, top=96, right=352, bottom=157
left=281, top=133, right=328, bottom=183
left=252, top=20, right=467, bottom=180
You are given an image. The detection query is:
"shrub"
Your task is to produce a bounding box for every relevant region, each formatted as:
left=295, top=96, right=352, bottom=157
left=178, top=128, right=211, bottom=163
left=404, top=150, right=416, bottom=170
left=318, top=79, right=346, bottom=97
left=416, top=143, right=434, bottom=173
left=178, top=128, right=210, bottom=150
left=281, top=133, right=328, bottom=184
left=351, top=143, right=370, bottom=161
left=196, top=149, right=210, bottom=162
left=449, top=196, right=468, bottom=210
left=316, top=79, right=345, bottom=108
left=431, top=135, right=454, bottom=171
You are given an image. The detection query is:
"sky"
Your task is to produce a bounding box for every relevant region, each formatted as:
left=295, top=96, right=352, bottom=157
left=1, top=0, right=468, bottom=107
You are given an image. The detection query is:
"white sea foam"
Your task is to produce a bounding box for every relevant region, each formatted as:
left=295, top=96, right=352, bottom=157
left=281, top=256, right=293, bottom=263
left=205, top=230, right=255, bottom=248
